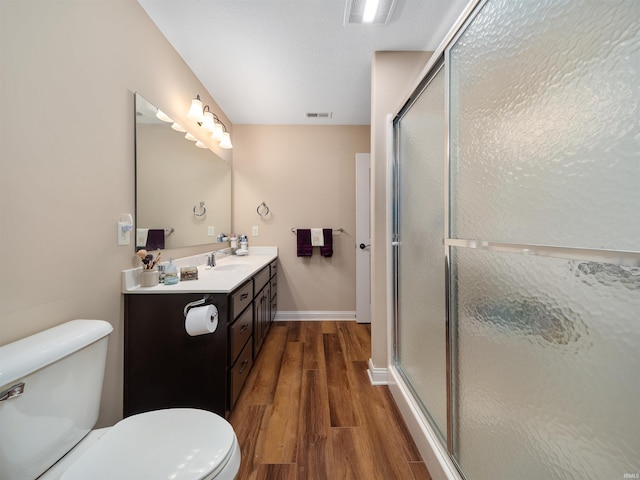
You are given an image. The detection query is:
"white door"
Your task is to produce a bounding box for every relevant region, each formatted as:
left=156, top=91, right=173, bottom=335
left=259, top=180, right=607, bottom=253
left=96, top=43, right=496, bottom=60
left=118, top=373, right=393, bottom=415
left=355, top=153, right=371, bottom=324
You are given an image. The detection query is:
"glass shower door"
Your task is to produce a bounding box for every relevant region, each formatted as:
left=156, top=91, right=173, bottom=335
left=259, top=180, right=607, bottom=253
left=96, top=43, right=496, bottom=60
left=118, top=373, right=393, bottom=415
left=447, top=0, right=640, bottom=478
left=394, top=65, right=448, bottom=440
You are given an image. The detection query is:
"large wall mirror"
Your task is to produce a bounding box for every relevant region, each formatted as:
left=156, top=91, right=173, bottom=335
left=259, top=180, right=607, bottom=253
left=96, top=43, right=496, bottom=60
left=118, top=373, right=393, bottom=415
left=135, top=93, right=231, bottom=250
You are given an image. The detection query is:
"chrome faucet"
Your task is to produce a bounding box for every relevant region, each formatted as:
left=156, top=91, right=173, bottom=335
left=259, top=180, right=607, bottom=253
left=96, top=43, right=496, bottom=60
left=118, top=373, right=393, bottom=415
left=207, top=250, right=229, bottom=267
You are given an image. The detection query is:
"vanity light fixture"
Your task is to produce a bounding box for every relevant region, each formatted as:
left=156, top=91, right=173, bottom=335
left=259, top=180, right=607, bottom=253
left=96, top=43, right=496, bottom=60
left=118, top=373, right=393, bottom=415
left=219, top=131, right=233, bottom=149
left=201, top=107, right=216, bottom=133
left=185, top=132, right=198, bottom=141
left=171, top=122, right=186, bottom=132
left=187, top=94, right=233, bottom=149
left=187, top=95, right=205, bottom=123
left=195, top=141, right=207, bottom=148
left=155, top=109, right=173, bottom=123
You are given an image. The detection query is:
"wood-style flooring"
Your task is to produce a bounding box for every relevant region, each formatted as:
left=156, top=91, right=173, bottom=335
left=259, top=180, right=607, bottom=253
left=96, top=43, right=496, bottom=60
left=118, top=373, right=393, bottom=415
left=229, top=321, right=432, bottom=480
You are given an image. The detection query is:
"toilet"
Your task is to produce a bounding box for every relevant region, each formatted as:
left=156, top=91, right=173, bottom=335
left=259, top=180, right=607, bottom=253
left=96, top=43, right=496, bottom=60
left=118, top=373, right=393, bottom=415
left=0, top=319, right=241, bottom=480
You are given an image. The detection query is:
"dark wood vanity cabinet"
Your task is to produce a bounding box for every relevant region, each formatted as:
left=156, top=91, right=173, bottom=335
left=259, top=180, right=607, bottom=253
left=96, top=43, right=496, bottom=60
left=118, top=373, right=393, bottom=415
left=124, top=292, right=229, bottom=418
left=228, top=280, right=254, bottom=410
left=124, top=258, right=278, bottom=418
left=253, top=266, right=271, bottom=357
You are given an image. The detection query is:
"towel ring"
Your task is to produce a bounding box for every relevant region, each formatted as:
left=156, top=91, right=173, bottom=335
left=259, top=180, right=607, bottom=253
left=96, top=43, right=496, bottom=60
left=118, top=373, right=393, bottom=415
left=193, top=201, right=206, bottom=217
left=257, top=202, right=270, bottom=217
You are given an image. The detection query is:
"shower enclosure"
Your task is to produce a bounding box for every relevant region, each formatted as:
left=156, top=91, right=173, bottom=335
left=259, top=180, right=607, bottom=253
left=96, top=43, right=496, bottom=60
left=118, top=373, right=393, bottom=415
left=392, top=1, right=640, bottom=479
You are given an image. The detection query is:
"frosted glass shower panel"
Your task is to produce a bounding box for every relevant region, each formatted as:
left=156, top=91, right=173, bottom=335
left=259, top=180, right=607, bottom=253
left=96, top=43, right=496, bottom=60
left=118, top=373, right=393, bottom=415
left=452, top=247, right=640, bottom=480
left=448, top=0, right=640, bottom=250
left=396, top=67, right=447, bottom=437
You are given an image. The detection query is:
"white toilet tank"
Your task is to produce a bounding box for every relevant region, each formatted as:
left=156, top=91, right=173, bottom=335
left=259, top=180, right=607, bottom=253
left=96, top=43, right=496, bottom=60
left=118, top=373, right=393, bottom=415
left=0, top=319, right=113, bottom=480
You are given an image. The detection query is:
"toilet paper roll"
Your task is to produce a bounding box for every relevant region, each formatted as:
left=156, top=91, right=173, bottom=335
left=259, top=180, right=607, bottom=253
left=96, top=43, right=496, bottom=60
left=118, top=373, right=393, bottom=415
left=185, top=305, right=218, bottom=336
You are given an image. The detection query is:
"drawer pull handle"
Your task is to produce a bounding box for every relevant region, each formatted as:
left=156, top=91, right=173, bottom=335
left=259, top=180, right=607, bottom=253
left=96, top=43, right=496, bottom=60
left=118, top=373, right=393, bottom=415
left=240, top=323, right=249, bottom=333
left=239, top=359, right=249, bottom=373
left=240, top=293, right=249, bottom=300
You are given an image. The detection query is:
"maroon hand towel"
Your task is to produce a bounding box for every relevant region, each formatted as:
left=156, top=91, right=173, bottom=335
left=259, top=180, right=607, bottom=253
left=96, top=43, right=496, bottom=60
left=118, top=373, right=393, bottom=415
left=297, top=229, right=312, bottom=256
left=320, top=228, right=333, bottom=257
left=145, top=229, right=165, bottom=250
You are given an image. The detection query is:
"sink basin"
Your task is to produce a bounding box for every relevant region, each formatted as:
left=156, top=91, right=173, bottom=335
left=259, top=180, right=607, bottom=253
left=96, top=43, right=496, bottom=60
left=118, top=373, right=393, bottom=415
left=212, top=263, right=253, bottom=273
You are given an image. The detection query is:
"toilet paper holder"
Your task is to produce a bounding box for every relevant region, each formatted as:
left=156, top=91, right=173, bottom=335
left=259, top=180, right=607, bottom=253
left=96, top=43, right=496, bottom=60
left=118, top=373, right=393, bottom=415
left=183, top=295, right=214, bottom=318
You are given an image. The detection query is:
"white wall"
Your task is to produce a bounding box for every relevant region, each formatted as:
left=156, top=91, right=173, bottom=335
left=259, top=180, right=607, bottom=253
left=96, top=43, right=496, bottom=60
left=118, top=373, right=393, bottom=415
left=232, top=125, right=370, bottom=314
left=0, top=0, right=231, bottom=426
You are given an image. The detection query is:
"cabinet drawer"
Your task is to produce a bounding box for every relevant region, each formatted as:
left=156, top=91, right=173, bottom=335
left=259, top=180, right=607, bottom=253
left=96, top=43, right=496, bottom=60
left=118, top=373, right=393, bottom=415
left=230, top=307, right=253, bottom=363
left=269, top=260, right=278, bottom=278
left=232, top=280, right=253, bottom=319
left=254, top=266, right=270, bottom=295
left=270, top=276, right=277, bottom=300
left=230, top=340, right=253, bottom=408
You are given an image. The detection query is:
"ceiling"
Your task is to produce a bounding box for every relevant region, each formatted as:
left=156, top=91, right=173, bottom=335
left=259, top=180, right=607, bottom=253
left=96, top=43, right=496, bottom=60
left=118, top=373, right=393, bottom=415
left=137, top=0, right=470, bottom=125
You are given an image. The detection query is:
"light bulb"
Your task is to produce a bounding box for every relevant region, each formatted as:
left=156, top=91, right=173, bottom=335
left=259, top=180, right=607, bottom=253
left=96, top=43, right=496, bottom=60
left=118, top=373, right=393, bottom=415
left=219, top=132, right=233, bottom=149
left=186, top=96, right=204, bottom=122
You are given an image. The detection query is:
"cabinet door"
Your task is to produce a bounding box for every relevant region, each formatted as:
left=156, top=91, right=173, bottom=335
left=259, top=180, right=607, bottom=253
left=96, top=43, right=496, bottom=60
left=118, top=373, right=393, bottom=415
left=124, top=293, right=229, bottom=418
left=253, top=285, right=270, bottom=356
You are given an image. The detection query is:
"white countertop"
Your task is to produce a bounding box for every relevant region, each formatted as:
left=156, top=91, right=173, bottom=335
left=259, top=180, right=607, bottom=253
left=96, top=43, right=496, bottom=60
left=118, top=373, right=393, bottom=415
left=122, top=247, right=278, bottom=294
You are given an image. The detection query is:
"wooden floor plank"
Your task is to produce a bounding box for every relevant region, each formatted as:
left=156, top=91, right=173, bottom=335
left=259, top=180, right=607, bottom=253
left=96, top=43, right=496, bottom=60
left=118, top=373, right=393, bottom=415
left=324, top=333, right=362, bottom=427
left=298, top=368, right=335, bottom=480
left=349, top=360, right=424, bottom=477
left=229, top=321, right=431, bottom=480
left=331, top=427, right=377, bottom=480
left=255, top=463, right=297, bottom=480
left=228, top=404, right=270, bottom=480
left=301, top=321, right=325, bottom=370
left=260, top=341, right=304, bottom=464
left=336, top=321, right=371, bottom=362
left=240, top=323, right=288, bottom=406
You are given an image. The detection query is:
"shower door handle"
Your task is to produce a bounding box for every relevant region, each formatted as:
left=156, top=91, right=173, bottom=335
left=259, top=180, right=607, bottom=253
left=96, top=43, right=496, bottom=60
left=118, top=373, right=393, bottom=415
left=359, top=243, right=370, bottom=250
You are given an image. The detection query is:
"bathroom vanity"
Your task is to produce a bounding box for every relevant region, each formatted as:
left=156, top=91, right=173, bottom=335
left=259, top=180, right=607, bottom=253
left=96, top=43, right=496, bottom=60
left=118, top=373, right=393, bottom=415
left=122, top=248, right=278, bottom=418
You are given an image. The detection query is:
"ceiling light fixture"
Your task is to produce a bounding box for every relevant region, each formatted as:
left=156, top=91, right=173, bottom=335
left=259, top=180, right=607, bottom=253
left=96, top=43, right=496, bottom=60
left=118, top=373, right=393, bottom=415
left=344, top=0, right=397, bottom=25
left=187, top=94, right=233, bottom=149
left=362, top=0, right=380, bottom=23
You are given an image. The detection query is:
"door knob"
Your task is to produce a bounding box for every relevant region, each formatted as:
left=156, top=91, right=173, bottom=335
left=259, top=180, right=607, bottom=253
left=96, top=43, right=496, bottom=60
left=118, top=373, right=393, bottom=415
left=359, top=243, right=371, bottom=250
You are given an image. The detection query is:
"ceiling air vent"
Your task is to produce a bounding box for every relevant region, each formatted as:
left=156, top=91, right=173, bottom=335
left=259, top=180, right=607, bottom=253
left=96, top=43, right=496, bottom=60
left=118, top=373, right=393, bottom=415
left=344, top=0, right=397, bottom=25
left=306, top=112, right=333, bottom=119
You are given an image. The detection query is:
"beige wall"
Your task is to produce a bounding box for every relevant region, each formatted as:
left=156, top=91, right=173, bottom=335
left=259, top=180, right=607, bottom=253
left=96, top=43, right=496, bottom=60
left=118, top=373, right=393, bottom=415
left=232, top=125, right=370, bottom=314
left=0, top=0, right=231, bottom=427
left=370, top=51, right=433, bottom=368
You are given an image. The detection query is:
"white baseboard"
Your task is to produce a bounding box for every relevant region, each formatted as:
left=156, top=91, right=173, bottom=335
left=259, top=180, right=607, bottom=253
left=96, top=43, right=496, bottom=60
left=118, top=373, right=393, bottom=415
left=387, top=365, right=462, bottom=480
left=367, top=358, right=389, bottom=385
left=274, top=311, right=356, bottom=321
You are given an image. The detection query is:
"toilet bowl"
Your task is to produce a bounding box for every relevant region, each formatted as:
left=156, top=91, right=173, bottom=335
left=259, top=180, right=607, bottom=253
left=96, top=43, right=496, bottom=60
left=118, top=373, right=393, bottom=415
left=0, top=320, right=241, bottom=480
left=40, top=409, right=241, bottom=480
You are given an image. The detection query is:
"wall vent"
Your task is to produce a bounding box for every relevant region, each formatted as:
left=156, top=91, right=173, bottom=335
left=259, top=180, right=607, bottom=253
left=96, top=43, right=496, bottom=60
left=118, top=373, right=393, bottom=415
left=306, top=112, right=333, bottom=118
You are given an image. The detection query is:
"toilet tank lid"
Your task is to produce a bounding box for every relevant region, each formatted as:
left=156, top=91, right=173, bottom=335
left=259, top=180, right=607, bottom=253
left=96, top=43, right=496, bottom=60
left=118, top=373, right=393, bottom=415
left=0, top=319, right=113, bottom=388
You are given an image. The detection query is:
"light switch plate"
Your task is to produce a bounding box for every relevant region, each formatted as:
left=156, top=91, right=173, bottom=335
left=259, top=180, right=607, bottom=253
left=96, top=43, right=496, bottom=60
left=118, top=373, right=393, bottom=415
left=252, top=226, right=259, bottom=236
left=117, top=222, right=131, bottom=245
left=208, top=226, right=215, bottom=237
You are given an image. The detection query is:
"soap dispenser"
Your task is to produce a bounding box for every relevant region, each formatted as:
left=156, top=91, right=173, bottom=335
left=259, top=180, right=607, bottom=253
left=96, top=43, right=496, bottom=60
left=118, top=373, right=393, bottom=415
left=164, top=258, right=179, bottom=285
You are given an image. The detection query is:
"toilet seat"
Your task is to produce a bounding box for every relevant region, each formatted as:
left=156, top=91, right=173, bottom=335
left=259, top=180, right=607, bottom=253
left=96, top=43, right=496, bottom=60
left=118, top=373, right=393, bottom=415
left=59, top=408, right=237, bottom=480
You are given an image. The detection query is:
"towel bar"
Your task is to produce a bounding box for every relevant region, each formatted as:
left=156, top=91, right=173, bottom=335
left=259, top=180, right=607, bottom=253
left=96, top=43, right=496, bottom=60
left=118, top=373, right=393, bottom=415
left=291, top=227, right=345, bottom=235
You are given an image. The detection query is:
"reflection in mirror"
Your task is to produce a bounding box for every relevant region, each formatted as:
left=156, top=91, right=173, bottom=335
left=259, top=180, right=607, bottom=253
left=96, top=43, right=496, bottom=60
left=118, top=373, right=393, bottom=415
left=135, top=94, right=231, bottom=250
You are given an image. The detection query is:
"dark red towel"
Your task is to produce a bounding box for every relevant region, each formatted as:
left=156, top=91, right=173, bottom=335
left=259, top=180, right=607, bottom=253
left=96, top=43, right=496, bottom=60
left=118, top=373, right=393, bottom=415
left=320, top=228, right=333, bottom=257
left=146, top=229, right=165, bottom=250
left=297, top=229, right=312, bottom=257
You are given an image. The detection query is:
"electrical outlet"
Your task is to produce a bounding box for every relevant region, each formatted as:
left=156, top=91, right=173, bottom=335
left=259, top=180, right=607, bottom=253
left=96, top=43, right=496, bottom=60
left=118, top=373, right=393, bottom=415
left=207, top=226, right=215, bottom=237
left=252, top=226, right=259, bottom=236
